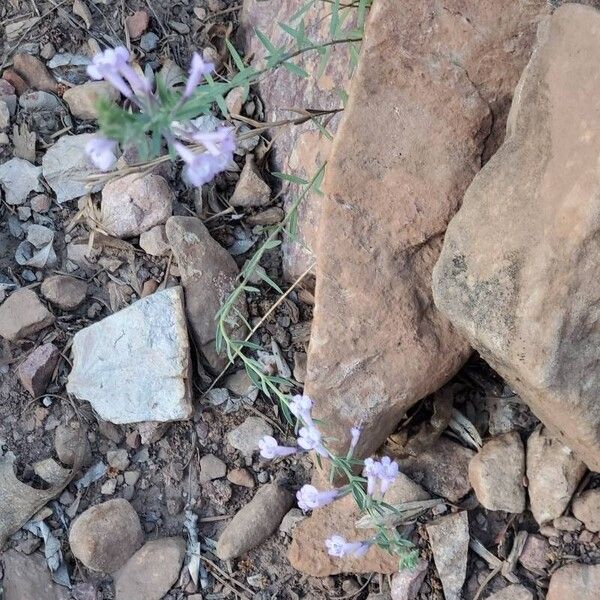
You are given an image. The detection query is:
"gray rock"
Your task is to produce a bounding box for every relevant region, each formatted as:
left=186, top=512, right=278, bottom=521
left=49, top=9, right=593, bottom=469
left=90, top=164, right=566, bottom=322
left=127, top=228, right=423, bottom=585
left=486, top=585, right=534, bottom=600
left=224, top=369, right=255, bottom=396
left=67, top=287, right=193, bottom=424
left=468, top=432, right=526, bottom=513
left=216, top=484, right=294, bottom=560
left=69, top=498, right=143, bottom=573
left=54, top=421, right=92, bottom=467
left=391, top=559, right=428, bottom=600
left=19, top=90, right=61, bottom=111
left=0, top=157, right=43, bottom=205
left=139, top=224, right=170, bottom=256
left=101, top=174, right=173, bottom=238
left=114, top=537, right=186, bottom=600
left=227, top=416, right=272, bottom=458
left=140, top=32, right=159, bottom=52
left=42, top=133, right=104, bottom=203
left=106, top=449, right=130, bottom=471
left=0, top=99, right=10, bottom=129
left=526, top=426, right=586, bottom=525
left=2, top=550, right=68, bottom=600
left=426, top=512, right=469, bottom=600
left=0, top=288, right=54, bottom=341
left=165, top=216, right=248, bottom=371
left=398, top=436, right=474, bottom=503
left=41, top=275, right=87, bottom=310
left=229, top=155, right=271, bottom=207
left=279, top=508, right=306, bottom=536
left=199, top=454, right=227, bottom=482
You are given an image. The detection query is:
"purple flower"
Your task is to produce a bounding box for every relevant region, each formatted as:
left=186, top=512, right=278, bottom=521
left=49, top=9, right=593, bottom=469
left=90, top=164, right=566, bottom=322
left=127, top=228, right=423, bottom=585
left=363, top=457, right=381, bottom=496
left=296, top=485, right=339, bottom=512
left=87, top=46, right=152, bottom=99
left=289, top=394, right=313, bottom=424
left=297, top=425, right=327, bottom=457
left=192, top=126, right=236, bottom=158
left=258, top=435, right=297, bottom=459
left=362, top=456, right=399, bottom=496
left=87, top=47, right=133, bottom=98
left=325, top=535, right=371, bottom=558
left=174, top=126, right=235, bottom=187
left=378, top=456, right=399, bottom=494
left=86, top=136, right=118, bottom=171
left=349, top=426, right=361, bottom=454
left=183, top=52, right=214, bottom=98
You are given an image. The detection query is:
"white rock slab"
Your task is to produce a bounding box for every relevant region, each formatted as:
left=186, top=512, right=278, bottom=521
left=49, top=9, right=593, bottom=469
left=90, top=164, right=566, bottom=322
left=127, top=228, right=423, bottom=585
left=67, top=287, right=193, bottom=423
left=42, top=133, right=103, bottom=203
left=0, top=157, right=43, bottom=205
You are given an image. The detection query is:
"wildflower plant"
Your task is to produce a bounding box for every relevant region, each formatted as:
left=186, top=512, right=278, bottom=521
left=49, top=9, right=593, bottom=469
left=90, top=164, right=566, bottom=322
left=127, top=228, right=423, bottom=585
left=82, top=0, right=420, bottom=570
left=257, top=395, right=419, bottom=567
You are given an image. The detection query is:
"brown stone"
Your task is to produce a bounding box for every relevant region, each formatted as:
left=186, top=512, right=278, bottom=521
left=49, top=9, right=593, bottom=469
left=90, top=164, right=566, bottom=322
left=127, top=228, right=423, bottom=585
left=391, top=559, right=428, bottom=600
left=68, top=499, right=143, bottom=573
left=0, top=289, right=54, bottom=341
left=101, top=174, right=173, bottom=238
left=18, top=342, right=60, bottom=396
left=63, top=81, right=120, bottom=120
left=468, top=432, right=526, bottom=513
left=397, top=436, right=474, bottom=503
left=547, top=563, right=600, bottom=600
left=165, top=216, right=248, bottom=372
left=13, top=53, right=57, bottom=92
left=2, top=69, right=29, bottom=95
left=305, top=0, right=556, bottom=461
left=41, top=275, right=88, bottom=310
left=2, top=550, right=68, bottom=600
left=114, top=538, right=186, bottom=600
left=526, top=427, right=586, bottom=525
left=126, top=10, right=150, bottom=40
left=216, top=483, right=293, bottom=560
left=227, top=467, right=255, bottom=488
left=486, top=585, right=534, bottom=600
left=518, top=534, right=551, bottom=574
left=433, top=3, right=600, bottom=471
left=572, top=489, right=600, bottom=533
left=289, top=472, right=428, bottom=576
left=229, top=155, right=271, bottom=207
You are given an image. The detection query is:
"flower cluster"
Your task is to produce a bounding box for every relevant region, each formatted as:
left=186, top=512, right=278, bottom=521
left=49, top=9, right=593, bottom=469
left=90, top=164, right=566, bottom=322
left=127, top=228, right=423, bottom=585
left=84, top=46, right=235, bottom=186
left=258, top=395, right=327, bottom=460
left=258, top=393, right=403, bottom=561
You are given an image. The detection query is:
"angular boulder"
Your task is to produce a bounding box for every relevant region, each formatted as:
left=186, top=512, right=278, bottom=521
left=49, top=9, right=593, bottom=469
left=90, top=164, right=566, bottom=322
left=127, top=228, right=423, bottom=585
left=67, top=287, right=193, bottom=423
left=433, top=4, right=600, bottom=470
left=165, top=217, right=247, bottom=372
left=304, top=0, right=554, bottom=459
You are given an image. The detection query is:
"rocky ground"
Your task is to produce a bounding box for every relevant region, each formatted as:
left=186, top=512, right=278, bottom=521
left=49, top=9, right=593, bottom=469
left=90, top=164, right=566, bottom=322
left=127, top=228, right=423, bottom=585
left=1, top=1, right=600, bottom=600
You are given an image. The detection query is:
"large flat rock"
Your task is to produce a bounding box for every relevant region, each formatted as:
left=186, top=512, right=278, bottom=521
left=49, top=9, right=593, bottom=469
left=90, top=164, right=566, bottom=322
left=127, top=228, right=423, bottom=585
left=305, top=0, right=552, bottom=458
left=67, top=287, right=193, bottom=424
left=433, top=4, right=600, bottom=470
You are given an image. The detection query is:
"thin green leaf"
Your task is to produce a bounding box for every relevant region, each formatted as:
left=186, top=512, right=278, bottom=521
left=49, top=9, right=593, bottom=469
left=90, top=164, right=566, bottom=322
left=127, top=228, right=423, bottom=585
left=272, top=172, right=309, bottom=185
